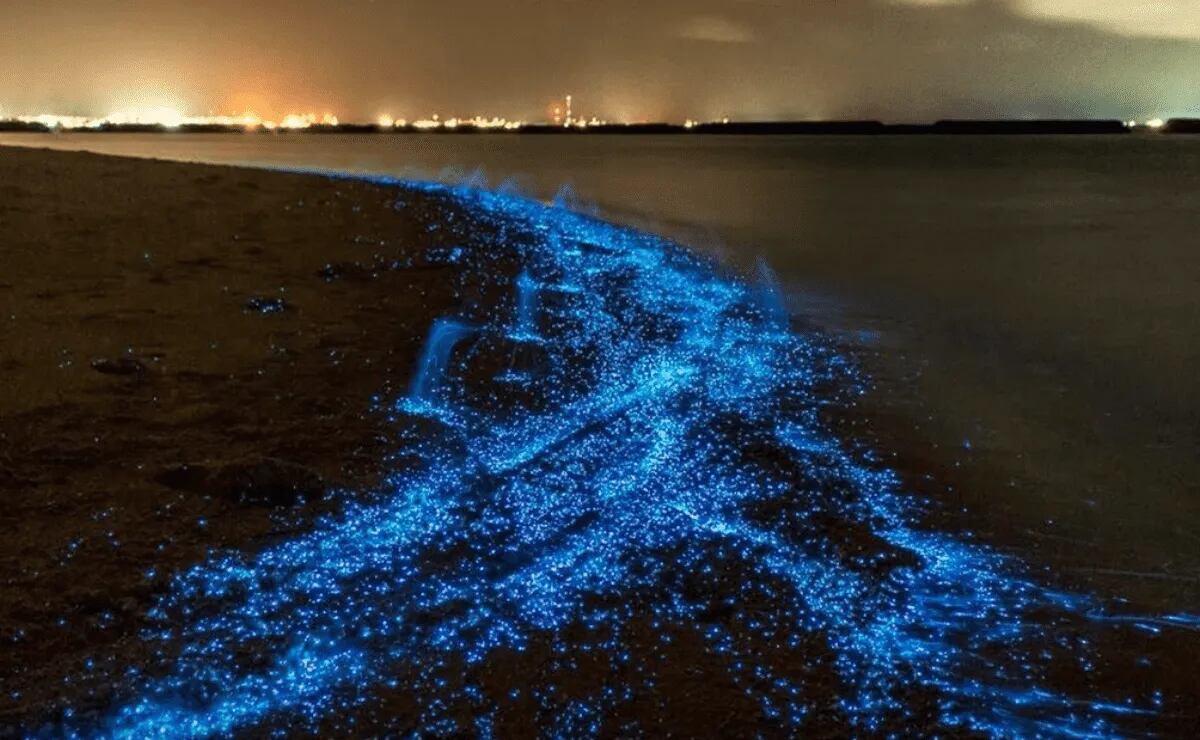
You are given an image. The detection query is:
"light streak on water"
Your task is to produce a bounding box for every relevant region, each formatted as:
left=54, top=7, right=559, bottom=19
left=512, top=271, right=540, bottom=343
left=407, top=318, right=475, bottom=410
left=52, top=180, right=1194, bottom=737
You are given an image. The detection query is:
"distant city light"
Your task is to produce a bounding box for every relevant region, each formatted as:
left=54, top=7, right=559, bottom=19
left=9, top=110, right=265, bottom=130
left=0, top=88, right=706, bottom=132
left=2, top=101, right=715, bottom=132
left=684, top=118, right=733, bottom=130
left=1146, top=118, right=1166, bottom=129
left=104, top=107, right=185, bottom=128
left=279, top=114, right=312, bottom=129
left=408, top=115, right=526, bottom=131
left=276, top=113, right=338, bottom=129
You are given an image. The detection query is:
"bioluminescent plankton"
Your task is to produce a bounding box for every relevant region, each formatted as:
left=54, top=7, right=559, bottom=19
left=57, top=180, right=1193, bottom=739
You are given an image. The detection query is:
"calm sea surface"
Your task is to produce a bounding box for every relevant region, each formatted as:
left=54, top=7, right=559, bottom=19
left=4, top=132, right=1197, bottom=608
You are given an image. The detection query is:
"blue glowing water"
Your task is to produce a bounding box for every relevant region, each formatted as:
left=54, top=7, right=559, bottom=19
left=55, top=180, right=1194, bottom=738
left=753, top=257, right=787, bottom=331
left=406, top=318, right=474, bottom=411
left=513, top=271, right=539, bottom=342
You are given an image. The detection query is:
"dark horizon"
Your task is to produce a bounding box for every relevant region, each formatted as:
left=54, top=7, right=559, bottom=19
left=4, top=117, right=1194, bottom=136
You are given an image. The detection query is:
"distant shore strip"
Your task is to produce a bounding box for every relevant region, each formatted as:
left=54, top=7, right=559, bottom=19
left=8, top=118, right=1200, bottom=135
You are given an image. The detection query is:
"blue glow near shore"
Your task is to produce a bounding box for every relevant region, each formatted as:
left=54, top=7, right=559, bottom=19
left=63, top=180, right=1191, bottom=737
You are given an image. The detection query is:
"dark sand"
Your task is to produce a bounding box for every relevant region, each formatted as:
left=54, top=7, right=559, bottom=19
left=0, top=148, right=472, bottom=726
left=1, top=147, right=1197, bottom=736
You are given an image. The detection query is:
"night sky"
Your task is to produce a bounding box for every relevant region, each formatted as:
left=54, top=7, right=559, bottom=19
left=1, top=0, right=1198, bottom=122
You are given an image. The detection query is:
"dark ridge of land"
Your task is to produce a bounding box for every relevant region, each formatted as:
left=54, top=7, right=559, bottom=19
left=0, top=121, right=52, bottom=133
left=522, top=122, right=684, bottom=135
left=923, top=119, right=1129, bottom=135
left=533, top=119, right=1131, bottom=135
left=0, top=119, right=1142, bottom=136
left=1164, top=118, right=1200, bottom=134
left=306, top=123, right=385, bottom=134
left=690, top=121, right=889, bottom=135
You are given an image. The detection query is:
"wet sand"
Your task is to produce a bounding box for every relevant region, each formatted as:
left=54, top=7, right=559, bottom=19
left=1, top=147, right=1197, bottom=736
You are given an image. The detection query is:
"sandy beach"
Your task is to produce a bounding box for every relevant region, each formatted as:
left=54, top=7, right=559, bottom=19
left=1, top=146, right=1196, bottom=736
left=0, top=147, right=476, bottom=727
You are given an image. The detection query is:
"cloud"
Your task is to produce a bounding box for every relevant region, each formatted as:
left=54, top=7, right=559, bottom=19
left=891, top=0, right=1200, bottom=39
left=677, top=15, right=756, bottom=44
left=1016, top=1, right=1200, bottom=40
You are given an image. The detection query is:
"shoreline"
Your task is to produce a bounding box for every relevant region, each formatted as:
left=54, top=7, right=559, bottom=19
left=1, top=148, right=1196, bottom=735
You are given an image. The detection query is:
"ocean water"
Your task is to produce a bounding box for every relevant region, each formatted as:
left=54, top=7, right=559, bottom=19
left=3, top=132, right=1197, bottom=610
